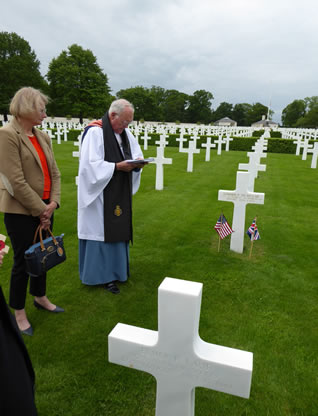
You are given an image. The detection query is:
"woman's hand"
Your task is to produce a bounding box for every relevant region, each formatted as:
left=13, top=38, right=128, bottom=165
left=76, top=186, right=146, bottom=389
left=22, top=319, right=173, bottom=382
left=39, top=201, right=57, bottom=230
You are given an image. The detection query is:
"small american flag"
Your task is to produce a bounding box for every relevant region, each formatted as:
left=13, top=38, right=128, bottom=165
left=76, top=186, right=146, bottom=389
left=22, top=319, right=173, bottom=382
left=214, top=214, right=233, bottom=240
left=247, top=219, right=260, bottom=240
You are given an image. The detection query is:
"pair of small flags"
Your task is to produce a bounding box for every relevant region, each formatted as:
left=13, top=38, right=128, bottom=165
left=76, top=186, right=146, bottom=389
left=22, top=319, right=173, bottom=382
left=214, top=215, right=260, bottom=241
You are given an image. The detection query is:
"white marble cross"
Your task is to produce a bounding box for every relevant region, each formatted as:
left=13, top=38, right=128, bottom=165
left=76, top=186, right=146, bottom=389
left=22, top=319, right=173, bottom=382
left=108, top=277, right=253, bottom=416
left=218, top=171, right=265, bottom=253
left=151, top=146, right=173, bottom=190
left=310, top=142, right=318, bottom=169
left=302, top=139, right=313, bottom=161
left=55, top=128, right=62, bottom=144
left=252, top=141, right=267, bottom=153
left=73, top=133, right=83, bottom=185
left=47, top=129, right=55, bottom=142
left=190, top=134, right=200, bottom=147
left=156, top=134, right=169, bottom=148
left=141, top=131, right=151, bottom=150
left=63, top=125, right=69, bottom=141
left=239, top=153, right=266, bottom=192
left=176, top=135, right=187, bottom=152
left=223, top=135, right=233, bottom=151
left=181, top=140, right=200, bottom=172
left=72, top=133, right=83, bottom=158
left=293, top=136, right=303, bottom=156
left=214, top=135, right=225, bottom=155
left=247, top=148, right=267, bottom=164
left=201, top=136, right=216, bottom=162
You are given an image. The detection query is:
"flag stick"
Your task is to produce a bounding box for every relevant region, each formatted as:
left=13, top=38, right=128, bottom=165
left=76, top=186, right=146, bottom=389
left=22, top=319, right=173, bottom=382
left=218, top=235, right=221, bottom=252
left=217, top=212, right=223, bottom=252
left=249, top=239, right=254, bottom=259
left=248, top=216, right=257, bottom=259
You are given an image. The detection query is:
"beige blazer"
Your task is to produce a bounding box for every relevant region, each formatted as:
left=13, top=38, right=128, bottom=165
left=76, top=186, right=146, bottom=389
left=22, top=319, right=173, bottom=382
left=0, top=118, right=61, bottom=216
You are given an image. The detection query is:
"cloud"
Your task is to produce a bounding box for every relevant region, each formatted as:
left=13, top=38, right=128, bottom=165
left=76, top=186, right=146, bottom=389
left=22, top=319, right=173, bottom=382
left=2, top=0, right=318, bottom=122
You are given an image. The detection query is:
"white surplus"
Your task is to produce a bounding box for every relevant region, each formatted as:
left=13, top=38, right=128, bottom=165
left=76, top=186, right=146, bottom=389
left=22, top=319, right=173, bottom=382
left=77, top=126, right=143, bottom=241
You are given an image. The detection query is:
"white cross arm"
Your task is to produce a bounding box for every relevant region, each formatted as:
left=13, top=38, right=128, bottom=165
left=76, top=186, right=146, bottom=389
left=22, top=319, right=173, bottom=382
left=109, top=323, right=158, bottom=373
left=247, top=151, right=267, bottom=159
left=195, top=339, right=253, bottom=398
left=218, top=190, right=264, bottom=205
left=238, top=162, right=266, bottom=172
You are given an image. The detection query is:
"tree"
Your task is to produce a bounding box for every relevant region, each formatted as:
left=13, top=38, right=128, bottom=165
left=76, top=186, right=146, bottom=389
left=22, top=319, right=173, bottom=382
left=149, top=86, right=167, bottom=121
left=211, top=102, right=233, bottom=122
left=295, top=96, right=318, bottom=128
left=47, top=44, right=111, bottom=122
left=281, top=99, right=306, bottom=127
left=0, top=32, right=46, bottom=120
left=232, top=103, right=252, bottom=126
left=116, top=86, right=155, bottom=121
left=163, top=89, right=189, bottom=122
left=186, top=90, right=213, bottom=124
left=246, top=102, right=269, bottom=125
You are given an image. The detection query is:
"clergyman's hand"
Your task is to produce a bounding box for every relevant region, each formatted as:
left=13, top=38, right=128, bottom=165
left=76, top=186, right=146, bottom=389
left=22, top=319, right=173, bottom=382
left=115, top=160, right=147, bottom=172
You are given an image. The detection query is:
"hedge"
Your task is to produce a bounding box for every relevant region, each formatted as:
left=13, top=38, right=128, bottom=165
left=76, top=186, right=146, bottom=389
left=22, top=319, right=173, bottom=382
left=49, top=129, right=316, bottom=154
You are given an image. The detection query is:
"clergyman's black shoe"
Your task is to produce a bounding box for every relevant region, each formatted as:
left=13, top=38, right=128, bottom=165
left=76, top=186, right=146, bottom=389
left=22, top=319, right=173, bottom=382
left=104, top=282, right=120, bottom=294
left=34, top=300, right=65, bottom=313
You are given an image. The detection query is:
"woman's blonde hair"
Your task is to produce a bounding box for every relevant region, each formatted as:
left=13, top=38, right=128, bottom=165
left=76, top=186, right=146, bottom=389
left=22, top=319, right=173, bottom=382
left=9, top=87, right=49, bottom=117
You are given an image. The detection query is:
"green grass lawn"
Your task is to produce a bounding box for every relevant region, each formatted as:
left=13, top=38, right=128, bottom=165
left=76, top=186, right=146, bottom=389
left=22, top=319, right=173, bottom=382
left=0, top=142, right=317, bottom=415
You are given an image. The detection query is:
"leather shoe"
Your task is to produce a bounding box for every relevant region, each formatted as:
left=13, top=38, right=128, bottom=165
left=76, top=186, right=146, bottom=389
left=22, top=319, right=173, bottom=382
left=21, top=325, right=33, bottom=336
left=34, top=300, right=64, bottom=313
left=104, top=282, right=120, bottom=294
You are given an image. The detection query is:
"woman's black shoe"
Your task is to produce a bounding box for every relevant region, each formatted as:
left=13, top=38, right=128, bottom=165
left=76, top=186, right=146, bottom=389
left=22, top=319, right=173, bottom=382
left=34, top=300, right=64, bottom=313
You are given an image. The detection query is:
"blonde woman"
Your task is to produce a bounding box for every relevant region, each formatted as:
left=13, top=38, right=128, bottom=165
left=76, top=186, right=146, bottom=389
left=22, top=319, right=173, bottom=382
left=0, top=87, right=64, bottom=336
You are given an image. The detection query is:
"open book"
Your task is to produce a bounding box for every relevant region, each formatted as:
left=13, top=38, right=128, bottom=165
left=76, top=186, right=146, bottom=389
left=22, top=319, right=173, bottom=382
left=126, top=158, right=154, bottom=164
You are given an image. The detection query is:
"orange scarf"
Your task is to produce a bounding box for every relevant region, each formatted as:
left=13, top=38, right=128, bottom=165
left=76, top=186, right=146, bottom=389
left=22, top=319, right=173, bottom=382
left=28, top=135, right=51, bottom=199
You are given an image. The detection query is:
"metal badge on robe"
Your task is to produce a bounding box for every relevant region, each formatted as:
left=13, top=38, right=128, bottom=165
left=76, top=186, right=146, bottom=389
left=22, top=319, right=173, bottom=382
left=114, top=205, right=123, bottom=217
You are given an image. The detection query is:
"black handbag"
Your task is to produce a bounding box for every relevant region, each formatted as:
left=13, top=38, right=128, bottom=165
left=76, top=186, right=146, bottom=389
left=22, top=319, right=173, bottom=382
left=24, top=226, right=66, bottom=277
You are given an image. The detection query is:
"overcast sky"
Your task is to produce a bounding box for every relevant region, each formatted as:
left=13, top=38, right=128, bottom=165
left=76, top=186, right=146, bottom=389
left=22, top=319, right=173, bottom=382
left=2, top=0, right=318, bottom=122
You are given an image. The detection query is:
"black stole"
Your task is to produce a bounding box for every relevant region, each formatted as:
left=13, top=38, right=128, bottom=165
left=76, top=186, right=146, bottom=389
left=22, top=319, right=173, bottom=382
left=101, top=113, right=133, bottom=243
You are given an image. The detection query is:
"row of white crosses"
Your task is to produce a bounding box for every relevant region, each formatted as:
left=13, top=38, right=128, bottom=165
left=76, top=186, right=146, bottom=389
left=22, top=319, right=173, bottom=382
left=3, top=116, right=318, bottom=140
left=218, top=137, right=267, bottom=253
left=41, top=121, right=87, bottom=143
left=147, top=130, right=237, bottom=190
left=293, top=136, right=318, bottom=169
left=131, top=122, right=256, bottom=140
left=281, top=127, right=318, bottom=141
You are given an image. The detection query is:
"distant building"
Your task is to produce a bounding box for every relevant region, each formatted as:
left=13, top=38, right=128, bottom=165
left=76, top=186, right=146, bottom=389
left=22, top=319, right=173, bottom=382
left=252, top=115, right=279, bottom=128
left=214, top=117, right=237, bottom=127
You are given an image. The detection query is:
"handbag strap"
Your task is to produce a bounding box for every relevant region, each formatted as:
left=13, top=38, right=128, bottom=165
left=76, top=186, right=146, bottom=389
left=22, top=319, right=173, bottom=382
left=33, top=225, right=59, bottom=251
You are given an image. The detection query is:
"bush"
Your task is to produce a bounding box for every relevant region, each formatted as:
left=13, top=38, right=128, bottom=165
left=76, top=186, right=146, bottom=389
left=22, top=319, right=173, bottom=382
left=252, top=130, right=265, bottom=137
left=266, top=138, right=295, bottom=154
left=270, top=131, right=282, bottom=138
